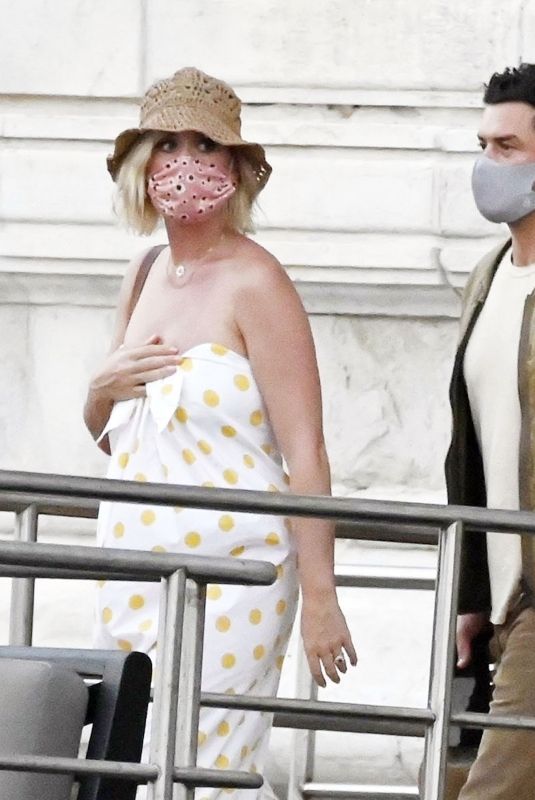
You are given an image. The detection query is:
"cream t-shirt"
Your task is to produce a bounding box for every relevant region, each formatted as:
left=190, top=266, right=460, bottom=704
left=464, top=251, right=535, bottom=624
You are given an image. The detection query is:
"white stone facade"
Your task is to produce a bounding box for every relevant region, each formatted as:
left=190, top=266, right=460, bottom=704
left=1, top=0, right=533, bottom=791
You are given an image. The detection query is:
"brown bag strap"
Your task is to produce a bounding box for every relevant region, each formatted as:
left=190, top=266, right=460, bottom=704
left=127, top=244, right=166, bottom=321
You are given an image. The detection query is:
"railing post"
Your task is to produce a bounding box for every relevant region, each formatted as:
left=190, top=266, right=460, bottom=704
left=288, top=634, right=318, bottom=800
left=421, top=521, right=463, bottom=800
left=9, top=505, right=38, bottom=645
left=173, top=578, right=206, bottom=800
left=149, top=569, right=187, bottom=800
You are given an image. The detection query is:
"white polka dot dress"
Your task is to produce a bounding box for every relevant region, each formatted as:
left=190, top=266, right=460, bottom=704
left=94, top=343, right=298, bottom=799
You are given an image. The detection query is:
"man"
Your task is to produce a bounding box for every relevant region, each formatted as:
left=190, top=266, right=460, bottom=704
left=446, top=63, right=535, bottom=799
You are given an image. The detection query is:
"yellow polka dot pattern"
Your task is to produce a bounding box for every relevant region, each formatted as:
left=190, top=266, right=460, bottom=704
left=234, top=374, right=250, bottom=391
left=216, top=616, right=231, bottom=632
left=175, top=406, right=188, bottom=423
left=219, top=515, right=235, bottom=532
left=182, top=448, right=196, bottom=465
left=113, top=522, right=125, bottom=539
left=129, top=594, right=145, bottom=611
left=118, top=452, right=129, bottom=469
left=97, top=344, right=296, bottom=762
left=223, top=469, right=238, bottom=485
left=203, top=389, right=220, bottom=407
left=185, top=531, right=201, bottom=548
left=207, top=585, right=222, bottom=601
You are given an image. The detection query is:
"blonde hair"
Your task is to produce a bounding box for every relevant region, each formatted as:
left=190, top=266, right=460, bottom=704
left=114, top=131, right=258, bottom=235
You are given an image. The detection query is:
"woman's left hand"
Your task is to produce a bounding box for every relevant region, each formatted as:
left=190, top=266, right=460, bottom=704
left=300, top=593, right=357, bottom=687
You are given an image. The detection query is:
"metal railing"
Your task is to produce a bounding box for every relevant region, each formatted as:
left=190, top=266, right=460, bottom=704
left=1, top=468, right=535, bottom=799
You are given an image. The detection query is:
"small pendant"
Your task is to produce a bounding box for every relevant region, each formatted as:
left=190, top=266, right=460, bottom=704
left=175, top=264, right=185, bottom=278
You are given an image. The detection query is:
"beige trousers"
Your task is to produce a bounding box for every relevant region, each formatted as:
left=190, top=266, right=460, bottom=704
left=449, top=604, right=535, bottom=800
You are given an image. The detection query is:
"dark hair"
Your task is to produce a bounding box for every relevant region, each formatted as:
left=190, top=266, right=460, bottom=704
left=484, top=64, right=535, bottom=108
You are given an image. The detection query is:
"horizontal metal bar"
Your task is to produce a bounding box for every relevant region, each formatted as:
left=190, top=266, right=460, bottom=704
left=273, top=710, right=426, bottom=737
left=451, top=711, right=535, bottom=732
left=0, top=491, right=98, bottom=518
left=301, top=783, right=419, bottom=799
left=2, top=563, right=436, bottom=589
left=173, top=767, right=263, bottom=789
left=0, top=565, right=172, bottom=581
left=0, top=757, right=263, bottom=789
left=335, top=520, right=439, bottom=545
left=0, top=540, right=276, bottom=585
left=2, top=469, right=535, bottom=536
left=0, top=491, right=438, bottom=547
left=335, top=565, right=435, bottom=591
left=201, top=693, right=432, bottom=737
left=0, top=754, right=157, bottom=782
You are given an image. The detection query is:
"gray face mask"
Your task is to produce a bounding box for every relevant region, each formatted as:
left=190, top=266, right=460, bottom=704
left=471, top=156, right=535, bottom=223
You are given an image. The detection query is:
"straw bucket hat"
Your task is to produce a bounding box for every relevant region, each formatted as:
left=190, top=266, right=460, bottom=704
left=107, top=67, right=272, bottom=195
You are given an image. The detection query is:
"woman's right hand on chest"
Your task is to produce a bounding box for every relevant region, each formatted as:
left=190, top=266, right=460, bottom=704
left=90, top=334, right=182, bottom=402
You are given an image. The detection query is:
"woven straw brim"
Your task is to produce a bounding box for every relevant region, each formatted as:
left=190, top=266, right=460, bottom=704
left=107, top=106, right=271, bottom=195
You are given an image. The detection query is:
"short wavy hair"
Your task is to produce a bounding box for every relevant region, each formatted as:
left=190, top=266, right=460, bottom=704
left=114, top=131, right=259, bottom=235
left=484, top=63, right=535, bottom=111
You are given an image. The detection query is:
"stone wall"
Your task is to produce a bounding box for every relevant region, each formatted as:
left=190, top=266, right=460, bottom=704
left=1, top=0, right=533, bottom=791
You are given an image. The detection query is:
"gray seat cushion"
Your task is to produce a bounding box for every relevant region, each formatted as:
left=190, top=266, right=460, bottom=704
left=0, top=658, right=88, bottom=799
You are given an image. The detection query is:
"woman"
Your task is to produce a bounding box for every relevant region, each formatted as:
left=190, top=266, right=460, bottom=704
left=85, top=66, right=356, bottom=796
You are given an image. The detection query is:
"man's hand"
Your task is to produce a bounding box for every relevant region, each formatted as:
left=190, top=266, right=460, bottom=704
left=456, top=611, right=490, bottom=669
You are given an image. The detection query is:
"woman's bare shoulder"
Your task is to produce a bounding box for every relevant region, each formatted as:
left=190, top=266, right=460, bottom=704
left=231, top=234, right=289, bottom=289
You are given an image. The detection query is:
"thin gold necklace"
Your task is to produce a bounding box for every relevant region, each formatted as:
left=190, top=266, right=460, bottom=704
left=169, top=232, right=226, bottom=282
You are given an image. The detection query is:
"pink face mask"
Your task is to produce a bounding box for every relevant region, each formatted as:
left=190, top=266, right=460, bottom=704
left=147, top=155, right=237, bottom=223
